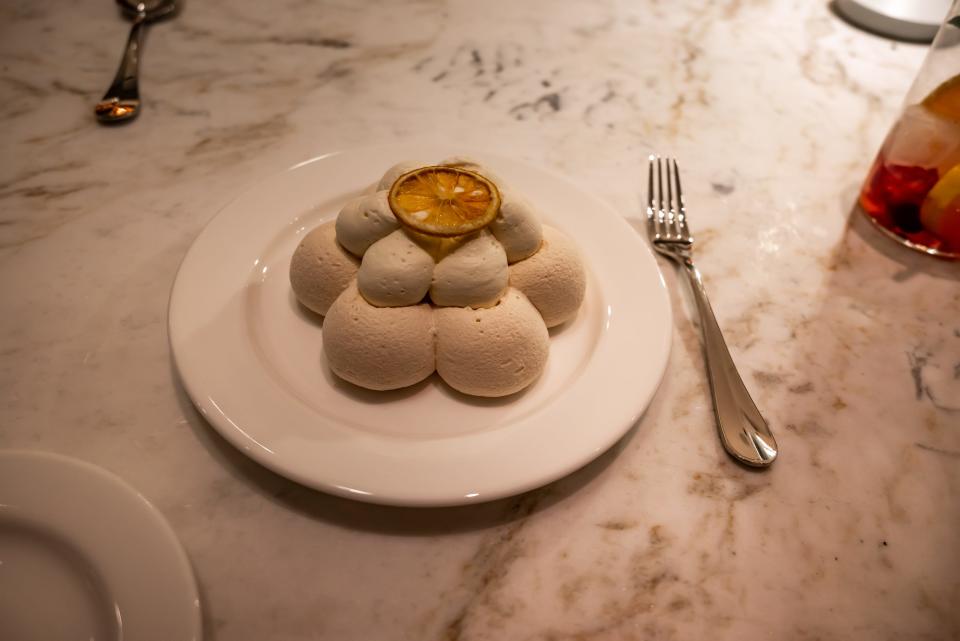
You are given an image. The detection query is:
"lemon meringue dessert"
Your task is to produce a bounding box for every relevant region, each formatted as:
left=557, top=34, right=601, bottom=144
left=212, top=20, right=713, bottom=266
left=289, top=158, right=587, bottom=397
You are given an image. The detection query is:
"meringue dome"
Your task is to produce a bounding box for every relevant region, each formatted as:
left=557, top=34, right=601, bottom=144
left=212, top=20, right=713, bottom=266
left=490, top=190, right=543, bottom=263
left=429, top=229, right=508, bottom=308
left=323, top=283, right=435, bottom=390
left=508, top=225, right=586, bottom=328
left=289, top=221, right=358, bottom=316
left=358, top=229, right=434, bottom=307
left=335, top=190, right=399, bottom=257
left=435, top=288, right=549, bottom=397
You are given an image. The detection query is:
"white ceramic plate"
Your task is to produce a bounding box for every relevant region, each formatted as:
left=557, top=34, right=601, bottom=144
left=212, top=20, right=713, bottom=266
left=169, top=144, right=671, bottom=506
left=0, top=450, right=201, bottom=641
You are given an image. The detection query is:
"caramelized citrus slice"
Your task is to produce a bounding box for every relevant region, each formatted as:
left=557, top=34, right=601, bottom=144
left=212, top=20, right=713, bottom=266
left=388, top=166, right=501, bottom=237
left=922, top=73, right=960, bottom=123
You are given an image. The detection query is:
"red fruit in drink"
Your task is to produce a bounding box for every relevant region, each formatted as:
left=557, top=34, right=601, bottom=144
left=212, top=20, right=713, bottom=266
left=875, top=163, right=939, bottom=205
left=860, top=160, right=939, bottom=233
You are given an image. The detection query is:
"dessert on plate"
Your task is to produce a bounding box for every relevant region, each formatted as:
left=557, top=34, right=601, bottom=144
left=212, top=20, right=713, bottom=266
left=290, top=157, right=587, bottom=397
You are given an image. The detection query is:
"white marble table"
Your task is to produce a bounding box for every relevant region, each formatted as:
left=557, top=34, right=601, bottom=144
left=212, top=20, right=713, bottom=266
left=2, top=1, right=959, bottom=639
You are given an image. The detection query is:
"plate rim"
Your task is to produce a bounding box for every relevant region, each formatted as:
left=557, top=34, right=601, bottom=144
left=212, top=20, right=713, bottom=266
left=169, top=144, right=672, bottom=506
left=0, top=449, right=202, bottom=641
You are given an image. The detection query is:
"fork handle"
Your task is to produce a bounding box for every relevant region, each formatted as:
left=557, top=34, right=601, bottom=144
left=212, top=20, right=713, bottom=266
left=680, top=259, right=778, bottom=466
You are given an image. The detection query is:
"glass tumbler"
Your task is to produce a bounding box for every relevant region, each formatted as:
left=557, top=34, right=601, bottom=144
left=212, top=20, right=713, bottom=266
left=859, top=3, right=960, bottom=259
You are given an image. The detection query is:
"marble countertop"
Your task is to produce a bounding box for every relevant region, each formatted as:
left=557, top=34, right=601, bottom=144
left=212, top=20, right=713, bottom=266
left=2, top=0, right=959, bottom=639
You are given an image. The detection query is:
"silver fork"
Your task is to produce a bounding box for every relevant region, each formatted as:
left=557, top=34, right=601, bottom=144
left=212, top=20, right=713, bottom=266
left=646, top=156, right=778, bottom=467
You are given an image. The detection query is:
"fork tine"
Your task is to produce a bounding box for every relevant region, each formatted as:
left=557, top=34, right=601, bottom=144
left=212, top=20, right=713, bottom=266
left=647, top=155, right=666, bottom=241
left=655, top=156, right=668, bottom=239
left=671, top=158, right=691, bottom=240
left=665, top=156, right=676, bottom=238
left=646, top=156, right=657, bottom=239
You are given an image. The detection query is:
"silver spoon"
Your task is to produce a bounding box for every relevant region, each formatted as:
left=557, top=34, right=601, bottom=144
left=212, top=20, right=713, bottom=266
left=95, top=0, right=178, bottom=124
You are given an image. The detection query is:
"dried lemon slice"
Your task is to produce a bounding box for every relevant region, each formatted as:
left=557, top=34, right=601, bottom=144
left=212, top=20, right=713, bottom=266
left=388, top=166, right=501, bottom=237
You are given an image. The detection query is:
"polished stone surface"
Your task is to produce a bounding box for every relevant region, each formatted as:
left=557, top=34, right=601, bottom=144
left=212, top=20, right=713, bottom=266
left=1, top=1, right=958, bottom=639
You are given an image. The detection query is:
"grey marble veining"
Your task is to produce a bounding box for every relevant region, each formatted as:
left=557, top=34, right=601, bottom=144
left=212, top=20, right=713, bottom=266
left=1, top=0, right=959, bottom=639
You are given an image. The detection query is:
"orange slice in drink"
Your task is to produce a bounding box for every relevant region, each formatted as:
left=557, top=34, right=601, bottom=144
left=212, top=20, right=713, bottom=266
left=922, top=74, right=960, bottom=123
left=920, top=163, right=960, bottom=250
left=388, top=166, right=501, bottom=237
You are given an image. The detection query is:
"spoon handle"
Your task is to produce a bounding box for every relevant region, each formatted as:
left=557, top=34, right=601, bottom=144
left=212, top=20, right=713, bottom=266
left=95, top=14, right=146, bottom=123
